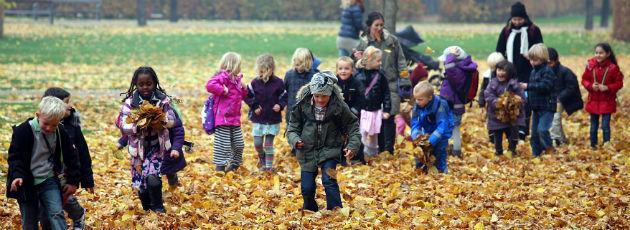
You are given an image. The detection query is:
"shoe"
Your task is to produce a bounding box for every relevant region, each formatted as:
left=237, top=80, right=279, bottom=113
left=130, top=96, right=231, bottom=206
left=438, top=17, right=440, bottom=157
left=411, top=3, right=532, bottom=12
left=553, top=139, right=562, bottom=147
left=453, top=150, right=463, bottom=159
left=72, top=208, right=86, bottom=230
left=216, top=165, right=226, bottom=172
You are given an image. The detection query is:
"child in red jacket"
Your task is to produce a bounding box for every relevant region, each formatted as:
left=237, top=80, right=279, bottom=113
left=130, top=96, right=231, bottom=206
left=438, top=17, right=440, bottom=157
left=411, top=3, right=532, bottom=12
left=581, top=43, right=624, bottom=149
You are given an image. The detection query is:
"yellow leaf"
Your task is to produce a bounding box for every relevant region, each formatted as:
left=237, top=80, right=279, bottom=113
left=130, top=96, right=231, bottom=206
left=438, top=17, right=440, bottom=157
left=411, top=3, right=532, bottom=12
left=273, top=175, right=280, bottom=191
left=597, top=210, right=606, bottom=218
left=535, top=187, right=545, bottom=193
left=340, top=207, right=350, bottom=217
left=474, top=222, right=485, bottom=230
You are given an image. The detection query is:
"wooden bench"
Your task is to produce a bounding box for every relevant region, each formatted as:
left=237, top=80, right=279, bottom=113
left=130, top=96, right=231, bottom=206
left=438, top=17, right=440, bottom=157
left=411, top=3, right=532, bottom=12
left=5, top=0, right=102, bottom=24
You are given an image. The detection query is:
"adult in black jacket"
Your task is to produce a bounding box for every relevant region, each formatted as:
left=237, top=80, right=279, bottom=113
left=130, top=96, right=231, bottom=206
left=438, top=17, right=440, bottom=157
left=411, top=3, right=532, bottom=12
left=548, top=48, right=584, bottom=145
left=7, top=96, right=81, bottom=230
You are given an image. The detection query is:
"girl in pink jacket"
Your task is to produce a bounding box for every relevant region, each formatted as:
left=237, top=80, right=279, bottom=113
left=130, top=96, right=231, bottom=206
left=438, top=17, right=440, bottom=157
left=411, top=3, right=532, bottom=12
left=206, top=52, right=248, bottom=172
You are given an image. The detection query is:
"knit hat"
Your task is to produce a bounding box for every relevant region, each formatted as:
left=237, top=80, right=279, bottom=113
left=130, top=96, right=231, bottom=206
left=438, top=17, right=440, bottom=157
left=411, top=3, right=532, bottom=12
left=309, top=71, right=337, bottom=96
left=438, top=46, right=468, bottom=62
left=510, top=2, right=528, bottom=18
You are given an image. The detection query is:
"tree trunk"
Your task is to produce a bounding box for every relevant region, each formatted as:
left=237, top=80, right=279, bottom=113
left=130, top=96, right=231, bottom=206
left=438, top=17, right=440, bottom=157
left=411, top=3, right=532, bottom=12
left=424, top=0, right=439, bottom=15
left=169, top=0, right=178, bottom=22
left=0, top=5, right=4, bottom=38
left=137, top=0, right=147, bottom=26
left=612, top=0, right=630, bottom=41
left=382, top=0, right=397, bottom=33
left=601, top=0, right=610, bottom=27
left=585, top=0, right=593, bottom=30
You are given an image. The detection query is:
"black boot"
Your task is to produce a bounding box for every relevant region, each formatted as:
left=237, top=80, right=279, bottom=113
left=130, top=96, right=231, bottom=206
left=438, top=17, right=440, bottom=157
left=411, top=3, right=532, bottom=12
left=166, top=173, right=179, bottom=187
left=147, top=175, right=165, bottom=213
left=138, top=190, right=152, bottom=211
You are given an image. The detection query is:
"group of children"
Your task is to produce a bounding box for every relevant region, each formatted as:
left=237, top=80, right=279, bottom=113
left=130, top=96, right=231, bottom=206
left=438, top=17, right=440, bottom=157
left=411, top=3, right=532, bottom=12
left=6, top=40, right=624, bottom=225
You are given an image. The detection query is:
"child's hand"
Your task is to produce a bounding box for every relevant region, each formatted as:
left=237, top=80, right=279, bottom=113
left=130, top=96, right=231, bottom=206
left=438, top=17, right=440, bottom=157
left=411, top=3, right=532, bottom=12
left=353, top=50, right=363, bottom=59
left=255, top=107, right=263, bottom=116
left=480, top=107, right=486, bottom=120
left=10, top=178, right=22, bottom=192
left=295, top=140, right=305, bottom=149
left=165, top=119, right=175, bottom=129
left=223, top=85, right=229, bottom=95
left=63, top=184, right=78, bottom=198
left=241, top=81, right=247, bottom=89
left=383, top=113, right=391, bottom=119
left=514, top=95, right=522, bottom=104
left=600, top=84, right=608, bottom=91
left=273, top=104, right=281, bottom=112
left=519, top=83, right=528, bottom=89
left=170, top=150, right=180, bottom=159
left=116, top=143, right=124, bottom=150
left=592, top=83, right=600, bottom=91
left=344, top=149, right=354, bottom=161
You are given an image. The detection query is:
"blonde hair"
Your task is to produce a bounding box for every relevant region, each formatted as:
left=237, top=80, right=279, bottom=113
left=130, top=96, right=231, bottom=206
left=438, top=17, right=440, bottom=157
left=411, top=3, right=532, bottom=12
left=39, top=96, right=66, bottom=121
left=527, top=43, right=549, bottom=62
left=486, top=52, right=505, bottom=70
left=336, top=56, right=354, bottom=69
left=255, top=54, right=275, bottom=80
left=413, top=81, right=434, bottom=98
left=356, top=46, right=382, bottom=69
left=219, top=52, right=242, bottom=75
left=341, top=0, right=356, bottom=8
left=291, top=48, right=313, bottom=72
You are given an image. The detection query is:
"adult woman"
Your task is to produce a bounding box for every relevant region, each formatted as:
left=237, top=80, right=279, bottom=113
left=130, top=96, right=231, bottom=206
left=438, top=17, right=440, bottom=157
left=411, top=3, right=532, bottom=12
left=354, top=11, right=406, bottom=154
left=337, top=0, right=365, bottom=57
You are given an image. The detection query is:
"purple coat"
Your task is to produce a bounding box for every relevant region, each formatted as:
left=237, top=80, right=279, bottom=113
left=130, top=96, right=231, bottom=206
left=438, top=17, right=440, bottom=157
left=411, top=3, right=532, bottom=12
left=484, top=78, right=526, bottom=131
left=244, top=75, right=288, bottom=124
left=206, top=70, right=248, bottom=127
left=440, top=54, right=478, bottom=115
left=161, top=112, right=186, bottom=174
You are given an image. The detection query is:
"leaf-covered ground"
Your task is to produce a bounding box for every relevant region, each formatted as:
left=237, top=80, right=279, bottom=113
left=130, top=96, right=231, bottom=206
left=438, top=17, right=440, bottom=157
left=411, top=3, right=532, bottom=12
left=0, top=20, right=629, bottom=229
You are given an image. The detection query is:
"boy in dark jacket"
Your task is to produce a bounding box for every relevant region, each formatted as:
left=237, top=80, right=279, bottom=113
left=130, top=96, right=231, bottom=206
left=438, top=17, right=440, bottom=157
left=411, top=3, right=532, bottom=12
left=548, top=48, right=584, bottom=146
left=520, top=44, right=556, bottom=157
left=39, top=87, right=94, bottom=229
left=287, top=71, right=361, bottom=212
left=336, top=56, right=366, bottom=164
left=6, top=96, right=81, bottom=229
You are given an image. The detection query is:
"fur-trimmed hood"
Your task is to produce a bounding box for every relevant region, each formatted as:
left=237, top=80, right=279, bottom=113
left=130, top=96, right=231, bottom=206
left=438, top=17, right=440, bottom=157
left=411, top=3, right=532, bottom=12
left=295, top=83, right=344, bottom=106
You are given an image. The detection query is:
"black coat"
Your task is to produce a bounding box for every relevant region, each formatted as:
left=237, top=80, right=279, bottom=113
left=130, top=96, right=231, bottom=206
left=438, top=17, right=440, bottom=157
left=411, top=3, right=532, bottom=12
left=355, top=68, right=391, bottom=113
left=526, top=63, right=556, bottom=112
left=6, top=118, right=81, bottom=203
left=552, top=64, right=584, bottom=115
left=61, top=110, right=94, bottom=188
left=337, top=75, right=365, bottom=116
left=496, top=23, right=544, bottom=83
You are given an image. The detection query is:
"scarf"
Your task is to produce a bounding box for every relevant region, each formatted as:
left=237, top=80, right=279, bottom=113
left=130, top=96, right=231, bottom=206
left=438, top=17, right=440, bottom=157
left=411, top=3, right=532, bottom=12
left=506, top=27, right=529, bottom=63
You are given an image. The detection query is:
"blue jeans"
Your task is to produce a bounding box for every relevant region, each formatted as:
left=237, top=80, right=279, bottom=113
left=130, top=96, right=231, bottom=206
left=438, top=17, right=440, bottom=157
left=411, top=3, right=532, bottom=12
left=18, top=178, right=66, bottom=230
left=590, top=113, right=611, bottom=148
left=39, top=195, right=84, bottom=229
left=531, top=110, right=554, bottom=156
left=300, top=159, right=342, bottom=211
left=415, top=139, right=448, bottom=173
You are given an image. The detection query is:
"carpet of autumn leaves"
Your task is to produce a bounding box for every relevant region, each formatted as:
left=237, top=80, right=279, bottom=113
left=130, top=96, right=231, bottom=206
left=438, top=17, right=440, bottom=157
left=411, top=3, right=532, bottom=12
left=1, top=20, right=630, bottom=229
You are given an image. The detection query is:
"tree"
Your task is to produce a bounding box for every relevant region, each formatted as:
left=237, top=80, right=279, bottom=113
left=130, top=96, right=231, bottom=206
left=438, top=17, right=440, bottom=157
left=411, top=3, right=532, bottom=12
left=585, top=0, right=593, bottom=30
left=169, top=0, right=178, bottom=22
left=137, top=0, right=147, bottom=26
left=382, top=0, right=397, bottom=32
left=601, top=0, right=610, bottom=27
left=0, top=4, right=4, bottom=38
left=612, top=0, right=630, bottom=41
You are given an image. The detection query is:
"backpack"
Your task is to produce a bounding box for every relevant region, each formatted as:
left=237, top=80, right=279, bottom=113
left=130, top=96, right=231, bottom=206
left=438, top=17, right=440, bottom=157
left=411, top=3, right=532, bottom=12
left=201, top=94, right=217, bottom=135
left=447, top=68, right=479, bottom=106
left=397, top=77, right=413, bottom=100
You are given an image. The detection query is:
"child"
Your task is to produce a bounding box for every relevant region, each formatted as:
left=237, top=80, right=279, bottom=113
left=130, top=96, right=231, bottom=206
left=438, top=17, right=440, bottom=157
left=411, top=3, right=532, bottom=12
left=7, top=96, right=81, bottom=229
left=519, top=43, right=556, bottom=157
left=354, top=46, right=391, bottom=158
left=478, top=52, right=506, bottom=143
left=438, top=46, right=478, bottom=158
left=581, top=43, right=624, bottom=149
left=206, top=52, right=248, bottom=172
left=335, top=56, right=366, bottom=164
left=285, top=48, right=317, bottom=124
left=38, top=87, right=94, bottom=229
left=410, top=81, right=454, bottom=173
left=245, top=54, right=287, bottom=172
left=548, top=47, right=584, bottom=146
left=119, top=66, right=177, bottom=213
left=286, top=71, right=361, bottom=212
left=484, top=61, right=525, bottom=156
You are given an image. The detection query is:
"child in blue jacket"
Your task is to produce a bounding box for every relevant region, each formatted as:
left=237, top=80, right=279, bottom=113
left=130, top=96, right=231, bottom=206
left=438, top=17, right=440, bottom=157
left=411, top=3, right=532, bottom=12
left=410, top=81, right=455, bottom=173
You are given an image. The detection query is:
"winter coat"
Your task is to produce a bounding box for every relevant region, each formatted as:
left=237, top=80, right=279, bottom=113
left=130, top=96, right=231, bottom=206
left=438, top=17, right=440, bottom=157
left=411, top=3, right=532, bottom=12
left=161, top=111, right=186, bottom=175
left=478, top=69, right=496, bottom=108
left=337, top=75, right=365, bottom=116
left=338, top=4, right=364, bottom=39
left=61, top=109, right=94, bottom=189
left=6, top=118, right=81, bottom=203
left=286, top=85, right=361, bottom=172
left=551, top=63, right=583, bottom=115
left=496, top=23, right=544, bottom=83
left=205, top=70, right=248, bottom=127
left=581, top=58, right=624, bottom=115
left=410, top=96, right=455, bottom=146
left=356, top=29, right=406, bottom=115
left=526, top=63, right=556, bottom=112
left=439, top=54, right=478, bottom=115
left=245, top=75, right=288, bottom=124
left=284, top=68, right=316, bottom=122
left=484, top=78, right=526, bottom=131
left=355, top=68, right=391, bottom=113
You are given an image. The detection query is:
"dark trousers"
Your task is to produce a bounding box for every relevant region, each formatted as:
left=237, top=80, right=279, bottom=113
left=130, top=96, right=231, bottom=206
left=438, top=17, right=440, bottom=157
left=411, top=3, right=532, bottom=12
left=378, top=117, right=396, bottom=153
left=492, top=126, right=518, bottom=155
left=300, top=159, right=342, bottom=211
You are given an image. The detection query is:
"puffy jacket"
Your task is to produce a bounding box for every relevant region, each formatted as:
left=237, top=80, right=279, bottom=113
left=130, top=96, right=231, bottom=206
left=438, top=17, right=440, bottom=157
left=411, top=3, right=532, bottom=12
left=526, top=63, right=556, bottom=112
left=355, top=68, right=391, bottom=113
left=551, top=63, right=583, bottom=115
left=581, top=58, right=624, bottom=115
left=205, top=70, right=248, bottom=127
left=338, top=4, right=364, bottom=39
left=484, top=78, right=526, bottom=130
left=439, top=54, right=478, bottom=115
left=410, top=96, right=454, bottom=146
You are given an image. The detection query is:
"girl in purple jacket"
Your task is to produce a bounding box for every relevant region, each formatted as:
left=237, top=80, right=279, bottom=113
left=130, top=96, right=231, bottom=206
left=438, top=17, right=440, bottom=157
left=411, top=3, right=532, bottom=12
left=245, top=54, right=288, bottom=172
left=206, top=52, right=248, bottom=172
left=484, top=60, right=525, bottom=156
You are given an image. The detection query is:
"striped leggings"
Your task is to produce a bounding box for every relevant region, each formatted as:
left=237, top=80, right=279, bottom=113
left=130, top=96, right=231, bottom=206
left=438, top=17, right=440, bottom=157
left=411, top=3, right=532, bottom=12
left=213, top=126, right=244, bottom=167
left=254, top=135, right=275, bottom=170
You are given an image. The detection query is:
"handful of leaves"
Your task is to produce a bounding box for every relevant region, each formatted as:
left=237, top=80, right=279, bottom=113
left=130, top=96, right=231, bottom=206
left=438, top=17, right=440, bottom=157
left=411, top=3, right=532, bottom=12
left=495, top=91, right=522, bottom=123
left=412, top=134, right=434, bottom=173
left=125, top=101, right=166, bottom=131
